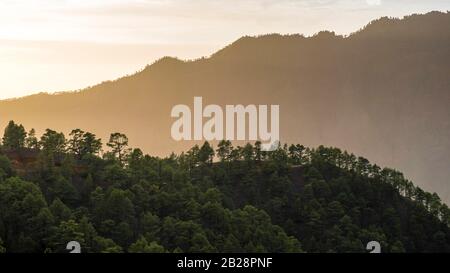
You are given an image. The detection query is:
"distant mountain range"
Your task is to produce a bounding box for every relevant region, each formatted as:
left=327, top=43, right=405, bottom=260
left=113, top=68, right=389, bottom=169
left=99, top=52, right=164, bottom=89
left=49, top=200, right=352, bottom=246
left=1, top=11, right=449, bottom=202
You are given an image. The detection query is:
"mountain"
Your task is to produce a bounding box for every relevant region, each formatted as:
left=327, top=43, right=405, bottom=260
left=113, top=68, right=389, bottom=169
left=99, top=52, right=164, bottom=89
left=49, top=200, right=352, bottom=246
left=0, top=11, right=449, bottom=202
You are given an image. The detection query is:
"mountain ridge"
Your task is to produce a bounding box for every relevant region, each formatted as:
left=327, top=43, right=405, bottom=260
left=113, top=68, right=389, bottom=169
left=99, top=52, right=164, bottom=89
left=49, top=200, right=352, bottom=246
left=0, top=11, right=449, bottom=203
left=4, top=10, right=449, bottom=103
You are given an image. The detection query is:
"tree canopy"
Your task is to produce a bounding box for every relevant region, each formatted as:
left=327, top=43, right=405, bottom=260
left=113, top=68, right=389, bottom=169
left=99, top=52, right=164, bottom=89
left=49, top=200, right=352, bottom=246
left=0, top=121, right=449, bottom=253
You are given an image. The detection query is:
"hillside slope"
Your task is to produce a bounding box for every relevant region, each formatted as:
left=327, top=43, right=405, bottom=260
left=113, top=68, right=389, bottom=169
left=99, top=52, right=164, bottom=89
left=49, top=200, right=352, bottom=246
left=1, top=133, right=449, bottom=252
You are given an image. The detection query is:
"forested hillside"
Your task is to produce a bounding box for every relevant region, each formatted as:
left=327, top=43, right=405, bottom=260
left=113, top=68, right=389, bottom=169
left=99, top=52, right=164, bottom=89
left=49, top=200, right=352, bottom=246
left=0, top=121, right=449, bottom=253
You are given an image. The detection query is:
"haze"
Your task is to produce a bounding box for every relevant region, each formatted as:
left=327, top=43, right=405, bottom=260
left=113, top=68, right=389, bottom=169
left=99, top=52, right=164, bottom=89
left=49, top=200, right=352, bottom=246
left=0, top=0, right=449, bottom=99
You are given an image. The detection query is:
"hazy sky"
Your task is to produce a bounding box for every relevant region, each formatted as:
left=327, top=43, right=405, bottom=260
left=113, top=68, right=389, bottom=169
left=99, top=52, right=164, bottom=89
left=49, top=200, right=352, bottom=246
left=0, top=0, right=448, bottom=99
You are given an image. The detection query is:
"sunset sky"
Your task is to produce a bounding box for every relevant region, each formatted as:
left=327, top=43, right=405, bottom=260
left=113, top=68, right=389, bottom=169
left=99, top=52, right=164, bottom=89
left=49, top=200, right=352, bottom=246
left=0, top=0, right=448, bottom=99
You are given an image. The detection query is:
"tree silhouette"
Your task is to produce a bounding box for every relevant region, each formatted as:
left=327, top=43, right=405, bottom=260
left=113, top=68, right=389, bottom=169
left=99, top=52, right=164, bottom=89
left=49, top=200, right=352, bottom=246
left=107, top=133, right=130, bottom=165
left=2, top=121, right=26, bottom=150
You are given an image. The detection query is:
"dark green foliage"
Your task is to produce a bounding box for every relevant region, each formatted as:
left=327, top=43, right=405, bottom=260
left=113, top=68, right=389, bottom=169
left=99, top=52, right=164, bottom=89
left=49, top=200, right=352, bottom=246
left=129, top=237, right=166, bottom=253
left=2, top=121, right=26, bottom=150
left=0, top=155, right=13, bottom=181
left=25, top=129, right=39, bottom=150
left=40, top=129, right=66, bottom=156
left=0, top=123, right=449, bottom=253
left=106, top=133, right=130, bottom=165
left=68, top=129, right=102, bottom=160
